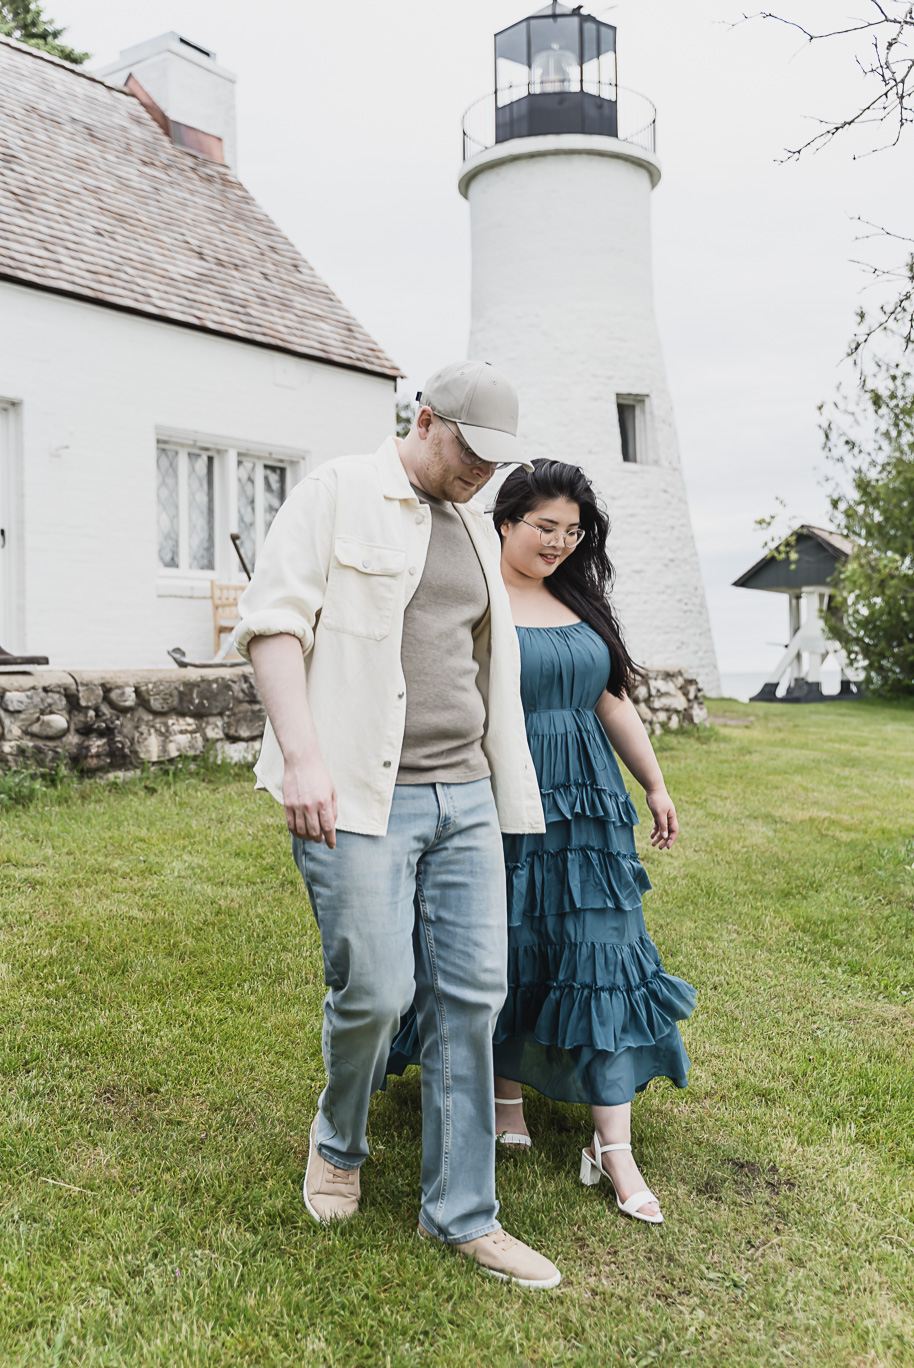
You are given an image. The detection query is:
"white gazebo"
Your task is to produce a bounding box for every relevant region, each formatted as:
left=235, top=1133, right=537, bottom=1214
left=734, top=525, right=864, bottom=702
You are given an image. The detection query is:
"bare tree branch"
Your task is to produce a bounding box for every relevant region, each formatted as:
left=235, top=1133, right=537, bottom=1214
left=743, top=10, right=893, bottom=42
left=738, top=5, right=914, bottom=350
left=739, top=3, right=914, bottom=158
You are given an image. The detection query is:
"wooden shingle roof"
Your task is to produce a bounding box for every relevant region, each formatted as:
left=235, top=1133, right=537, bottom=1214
left=0, top=36, right=400, bottom=379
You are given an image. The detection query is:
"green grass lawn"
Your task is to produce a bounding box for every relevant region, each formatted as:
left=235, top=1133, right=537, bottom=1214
left=1, top=698, right=913, bottom=1368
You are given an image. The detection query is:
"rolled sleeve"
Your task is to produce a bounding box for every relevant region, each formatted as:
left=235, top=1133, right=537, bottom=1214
left=233, top=472, right=336, bottom=662
left=234, top=609, right=314, bottom=662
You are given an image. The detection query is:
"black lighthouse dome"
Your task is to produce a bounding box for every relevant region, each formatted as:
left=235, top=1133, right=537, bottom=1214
left=494, top=3, right=619, bottom=143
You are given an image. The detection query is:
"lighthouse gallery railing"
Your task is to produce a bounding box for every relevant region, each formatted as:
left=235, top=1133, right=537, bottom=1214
left=461, top=84, right=657, bottom=162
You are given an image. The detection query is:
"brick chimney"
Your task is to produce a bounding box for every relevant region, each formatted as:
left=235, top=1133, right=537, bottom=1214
left=94, top=33, right=237, bottom=170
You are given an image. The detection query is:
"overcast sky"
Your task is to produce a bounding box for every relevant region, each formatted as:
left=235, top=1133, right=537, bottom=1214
left=53, top=0, right=914, bottom=679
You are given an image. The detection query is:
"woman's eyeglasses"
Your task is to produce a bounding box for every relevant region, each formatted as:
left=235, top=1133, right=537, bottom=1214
left=519, top=518, right=585, bottom=548
left=434, top=414, right=508, bottom=472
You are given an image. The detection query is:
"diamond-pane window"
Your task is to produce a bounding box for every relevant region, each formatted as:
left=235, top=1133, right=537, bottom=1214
left=157, top=442, right=219, bottom=571
left=235, top=455, right=291, bottom=570
left=187, top=451, right=215, bottom=569
left=237, top=458, right=257, bottom=574
left=263, top=464, right=286, bottom=533
left=157, top=446, right=179, bottom=568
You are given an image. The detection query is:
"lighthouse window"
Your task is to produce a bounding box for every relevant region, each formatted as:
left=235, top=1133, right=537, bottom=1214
left=617, top=400, right=640, bottom=463
left=495, top=22, right=529, bottom=100
left=529, top=16, right=581, bottom=94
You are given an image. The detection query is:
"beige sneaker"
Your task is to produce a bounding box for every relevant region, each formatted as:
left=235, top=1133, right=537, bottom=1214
left=303, top=1118, right=360, bottom=1224
left=418, top=1224, right=561, bottom=1289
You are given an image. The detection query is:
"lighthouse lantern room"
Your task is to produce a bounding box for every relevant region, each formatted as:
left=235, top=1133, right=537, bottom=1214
left=459, top=6, right=722, bottom=694
left=494, top=4, right=618, bottom=142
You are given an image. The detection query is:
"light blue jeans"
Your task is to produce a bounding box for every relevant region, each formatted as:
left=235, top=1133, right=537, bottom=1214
left=292, top=777, right=507, bottom=1243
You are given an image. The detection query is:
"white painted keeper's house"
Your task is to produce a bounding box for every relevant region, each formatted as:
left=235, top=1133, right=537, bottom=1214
left=0, top=33, right=399, bottom=669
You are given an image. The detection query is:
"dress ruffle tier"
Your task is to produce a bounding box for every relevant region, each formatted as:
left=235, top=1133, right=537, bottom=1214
left=497, top=935, right=697, bottom=1055
left=506, top=845, right=652, bottom=925
left=492, top=622, right=695, bottom=1106
left=385, top=621, right=696, bottom=1105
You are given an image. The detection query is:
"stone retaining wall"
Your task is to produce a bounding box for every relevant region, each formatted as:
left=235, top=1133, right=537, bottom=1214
left=631, top=669, right=708, bottom=735
left=0, top=668, right=265, bottom=773
left=0, top=664, right=706, bottom=774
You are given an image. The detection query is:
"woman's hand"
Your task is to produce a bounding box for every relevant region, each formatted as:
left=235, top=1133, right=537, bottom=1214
left=645, top=787, right=679, bottom=850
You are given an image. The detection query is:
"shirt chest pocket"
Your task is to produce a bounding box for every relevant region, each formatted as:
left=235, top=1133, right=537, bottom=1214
left=321, top=537, right=406, bottom=640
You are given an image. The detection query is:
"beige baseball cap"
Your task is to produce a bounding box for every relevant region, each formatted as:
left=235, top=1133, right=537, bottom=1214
left=417, top=360, right=532, bottom=470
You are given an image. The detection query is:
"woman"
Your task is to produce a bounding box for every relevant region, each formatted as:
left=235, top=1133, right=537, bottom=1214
left=492, top=459, right=695, bottom=1225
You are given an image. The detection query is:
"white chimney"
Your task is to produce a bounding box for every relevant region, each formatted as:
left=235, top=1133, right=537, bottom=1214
left=94, top=33, right=238, bottom=170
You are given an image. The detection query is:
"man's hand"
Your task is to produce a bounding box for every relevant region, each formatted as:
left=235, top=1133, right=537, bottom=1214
left=248, top=635, right=337, bottom=848
left=283, top=758, right=338, bottom=848
left=645, top=787, right=679, bottom=850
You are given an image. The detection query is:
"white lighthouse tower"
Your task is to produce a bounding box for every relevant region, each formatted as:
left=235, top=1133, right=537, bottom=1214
left=460, top=4, right=721, bottom=694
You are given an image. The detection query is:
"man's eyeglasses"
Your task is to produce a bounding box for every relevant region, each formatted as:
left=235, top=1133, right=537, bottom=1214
left=520, top=518, right=586, bottom=548
left=434, top=414, right=508, bottom=472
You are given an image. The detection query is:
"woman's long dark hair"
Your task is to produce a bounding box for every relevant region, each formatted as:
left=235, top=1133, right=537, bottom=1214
left=492, top=459, right=640, bottom=697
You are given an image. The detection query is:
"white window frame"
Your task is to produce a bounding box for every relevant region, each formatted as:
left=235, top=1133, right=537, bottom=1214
left=157, top=443, right=220, bottom=572
left=0, top=398, right=24, bottom=650
left=155, top=440, right=223, bottom=592
left=616, top=394, right=651, bottom=466
left=233, top=451, right=297, bottom=575
left=155, top=428, right=308, bottom=598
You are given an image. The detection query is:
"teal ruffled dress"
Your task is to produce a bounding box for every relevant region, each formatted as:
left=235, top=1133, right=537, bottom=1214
left=493, top=621, right=696, bottom=1106
left=386, top=620, right=695, bottom=1103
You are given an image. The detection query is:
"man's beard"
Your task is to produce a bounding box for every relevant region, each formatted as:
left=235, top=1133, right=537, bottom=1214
left=424, top=429, right=487, bottom=503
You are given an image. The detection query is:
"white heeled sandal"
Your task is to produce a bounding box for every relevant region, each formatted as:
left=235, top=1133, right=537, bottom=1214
left=495, top=1096, right=532, bottom=1150
left=579, top=1135, right=663, bottom=1224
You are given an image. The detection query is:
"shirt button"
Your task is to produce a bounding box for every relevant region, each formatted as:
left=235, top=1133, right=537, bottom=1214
left=382, top=760, right=391, bottom=768
left=362, top=559, right=369, bottom=568
left=409, top=566, right=417, bottom=575
left=415, top=514, right=423, bottom=524
left=397, top=692, right=405, bottom=700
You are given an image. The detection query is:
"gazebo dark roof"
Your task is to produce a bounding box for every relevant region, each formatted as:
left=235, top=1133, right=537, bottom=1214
left=0, top=35, right=400, bottom=379
left=733, top=525, right=854, bottom=594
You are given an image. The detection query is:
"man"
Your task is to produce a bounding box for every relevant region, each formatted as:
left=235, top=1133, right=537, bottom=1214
left=236, top=360, right=560, bottom=1289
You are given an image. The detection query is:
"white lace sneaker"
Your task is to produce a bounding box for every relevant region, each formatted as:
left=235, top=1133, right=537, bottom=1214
left=303, top=1118, right=360, bottom=1224
left=418, top=1224, right=561, bottom=1288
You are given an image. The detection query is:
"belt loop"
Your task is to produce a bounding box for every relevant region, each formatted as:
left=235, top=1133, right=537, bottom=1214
left=434, top=782, right=450, bottom=838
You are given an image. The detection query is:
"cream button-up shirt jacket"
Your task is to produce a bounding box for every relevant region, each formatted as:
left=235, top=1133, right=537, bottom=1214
left=235, top=437, right=545, bottom=838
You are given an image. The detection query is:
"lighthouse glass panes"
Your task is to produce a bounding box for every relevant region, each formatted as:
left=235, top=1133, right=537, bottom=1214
left=528, top=16, right=580, bottom=93
left=581, top=15, right=617, bottom=97
left=236, top=456, right=287, bottom=571
left=495, top=19, right=529, bottom=103
left=494, top=9, right=617, bottom=141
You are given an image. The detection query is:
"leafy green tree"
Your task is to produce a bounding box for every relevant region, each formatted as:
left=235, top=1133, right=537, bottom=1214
left=396, top=399, right=416, bottom=439
left=0, top=0, right=89, bottom=63
left=820, top=344, right=914, bottom=697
